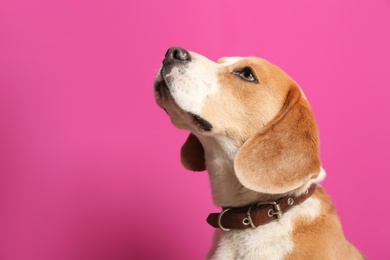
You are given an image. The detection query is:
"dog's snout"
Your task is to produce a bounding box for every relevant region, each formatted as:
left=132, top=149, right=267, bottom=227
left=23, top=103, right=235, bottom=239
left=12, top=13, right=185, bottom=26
left=165, top=47, right=191, bottom=62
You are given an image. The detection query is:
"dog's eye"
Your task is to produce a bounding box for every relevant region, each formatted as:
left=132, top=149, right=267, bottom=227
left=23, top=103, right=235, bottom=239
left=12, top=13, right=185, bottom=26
left=233, top=68, right=258, bottom=83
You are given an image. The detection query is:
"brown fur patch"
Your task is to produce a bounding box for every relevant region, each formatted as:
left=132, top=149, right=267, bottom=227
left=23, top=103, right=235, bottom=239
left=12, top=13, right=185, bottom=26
left=181, top=133, right=206, bottom=171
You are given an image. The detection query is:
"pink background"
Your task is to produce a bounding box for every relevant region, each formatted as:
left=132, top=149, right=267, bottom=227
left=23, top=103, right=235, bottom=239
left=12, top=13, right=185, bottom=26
left=0, top=0, right=389, bottom=259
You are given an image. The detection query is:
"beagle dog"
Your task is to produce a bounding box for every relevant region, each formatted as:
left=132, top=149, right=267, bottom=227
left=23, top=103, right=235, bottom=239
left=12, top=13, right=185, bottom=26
left=154, top=47, right=364, bottom=259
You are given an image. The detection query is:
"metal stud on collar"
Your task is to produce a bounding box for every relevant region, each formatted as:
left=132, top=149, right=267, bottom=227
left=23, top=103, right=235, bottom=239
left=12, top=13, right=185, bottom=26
left=242, top=218, right=251, bottom=226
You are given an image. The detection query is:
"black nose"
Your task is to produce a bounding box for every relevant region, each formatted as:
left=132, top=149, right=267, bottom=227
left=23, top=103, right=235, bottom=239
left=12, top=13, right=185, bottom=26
left=165, top=47, right=191, bottom=62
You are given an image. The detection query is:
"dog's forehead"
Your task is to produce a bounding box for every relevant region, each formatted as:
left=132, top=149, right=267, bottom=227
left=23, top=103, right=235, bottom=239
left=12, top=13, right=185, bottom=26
left=217, top=57, right=242, bottom=65
left=217, top=56, right=267, bottom=69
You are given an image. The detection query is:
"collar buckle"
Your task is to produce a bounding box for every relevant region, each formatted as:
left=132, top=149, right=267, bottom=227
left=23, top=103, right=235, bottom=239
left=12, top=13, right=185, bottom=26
left=244, top=201, right=283, bottom=229
left=260, top=201, right=282, bottom=220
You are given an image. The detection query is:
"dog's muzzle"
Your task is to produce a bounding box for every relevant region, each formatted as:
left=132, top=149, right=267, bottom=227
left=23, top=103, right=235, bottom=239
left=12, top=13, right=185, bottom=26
left=154, top=47, right=213, bottom=132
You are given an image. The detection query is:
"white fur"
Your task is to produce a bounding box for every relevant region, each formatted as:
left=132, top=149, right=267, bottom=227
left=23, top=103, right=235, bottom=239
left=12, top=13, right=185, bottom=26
left=219, top=57, right=241, bottom=66
left=163, top=54, right=248, bottom=117
left=163, top=52, right=220, bottom=115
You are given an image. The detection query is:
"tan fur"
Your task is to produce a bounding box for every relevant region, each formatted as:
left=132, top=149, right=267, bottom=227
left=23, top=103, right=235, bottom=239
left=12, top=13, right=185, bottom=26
left=154, top=49, right=364, bottom=259
left=286, top=188, right=364, bottom=259
left=202, top=58, right=290, bottom=141
left=235, top=85, right=321, bottom=194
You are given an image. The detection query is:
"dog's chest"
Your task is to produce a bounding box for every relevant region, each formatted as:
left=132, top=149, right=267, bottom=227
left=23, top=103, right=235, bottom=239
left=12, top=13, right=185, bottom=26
left=210, top=197, right=322, bottom=260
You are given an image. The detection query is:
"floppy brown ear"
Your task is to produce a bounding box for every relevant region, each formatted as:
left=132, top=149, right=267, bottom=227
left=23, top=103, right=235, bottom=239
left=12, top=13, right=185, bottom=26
left=181, top=133, right=206, bottom=171
left=234, top=85, right=321, bottom=194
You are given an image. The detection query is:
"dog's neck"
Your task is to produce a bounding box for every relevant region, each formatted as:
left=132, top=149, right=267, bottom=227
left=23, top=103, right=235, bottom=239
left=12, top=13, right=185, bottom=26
left=196, top=134, right=324, bottom=208
left=196, top=135, right=275, bottom=207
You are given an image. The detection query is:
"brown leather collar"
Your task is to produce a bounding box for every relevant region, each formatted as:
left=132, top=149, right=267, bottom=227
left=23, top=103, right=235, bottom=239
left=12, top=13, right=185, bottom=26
left=207, top=185, right=317, bottom=231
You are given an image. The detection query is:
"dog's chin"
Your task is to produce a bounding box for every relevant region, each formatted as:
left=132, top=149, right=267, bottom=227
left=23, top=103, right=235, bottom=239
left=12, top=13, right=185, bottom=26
left=154, top=78, right=213, bottom=132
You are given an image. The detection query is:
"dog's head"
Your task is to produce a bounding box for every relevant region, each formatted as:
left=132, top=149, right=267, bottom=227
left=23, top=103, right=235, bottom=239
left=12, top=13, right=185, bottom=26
left=154, top=47, right=321, bottom=194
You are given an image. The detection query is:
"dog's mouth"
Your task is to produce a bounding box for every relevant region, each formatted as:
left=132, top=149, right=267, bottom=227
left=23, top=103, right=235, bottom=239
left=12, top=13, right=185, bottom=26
left=154, top=73, right=166, bottom=93
left=154, top=74, right=213, bottom=132
left=191, top=114, right=213, bottom=131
